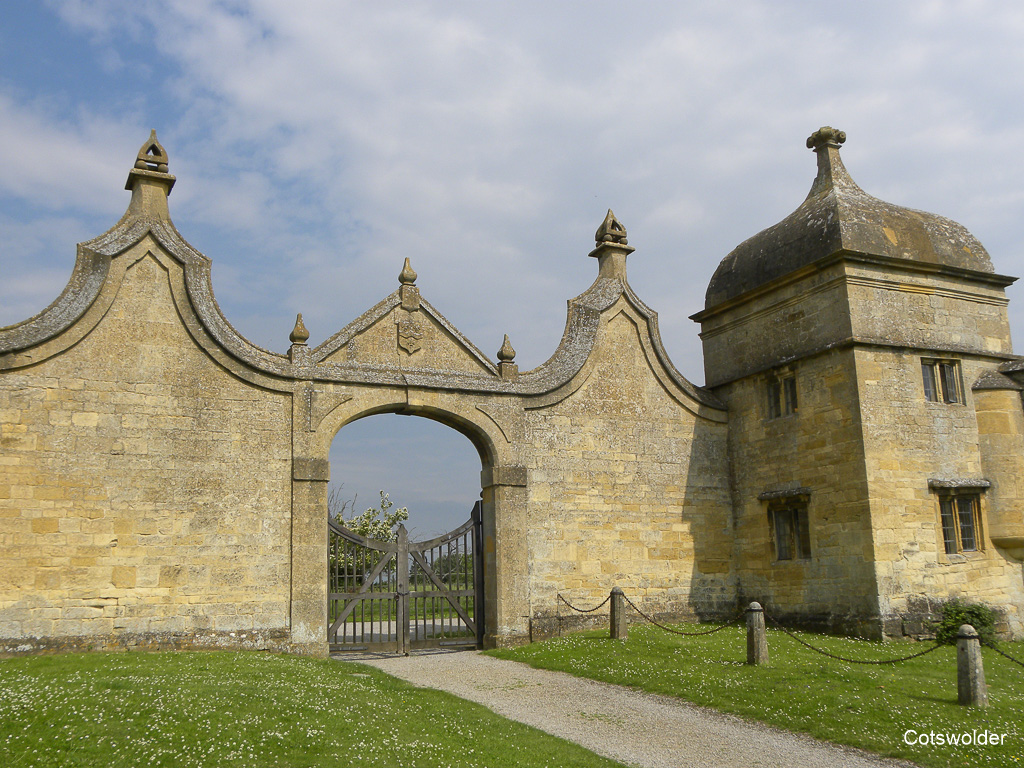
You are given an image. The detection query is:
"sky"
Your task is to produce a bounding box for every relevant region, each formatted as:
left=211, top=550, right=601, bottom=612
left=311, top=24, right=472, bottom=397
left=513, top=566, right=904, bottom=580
left=3, top=1, right=1024, bottom=534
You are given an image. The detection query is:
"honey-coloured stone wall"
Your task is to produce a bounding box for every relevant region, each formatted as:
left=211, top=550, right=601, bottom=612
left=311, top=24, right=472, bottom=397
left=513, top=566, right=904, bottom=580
left=525, top=304, right=733, bottom=633
left=717, top=346, right=879, bottom=634
left=0, top=248, right=293, bottom=652
left=0, top=136, right=736, bottom=654
left=858, top=347, right=1024, bottom=637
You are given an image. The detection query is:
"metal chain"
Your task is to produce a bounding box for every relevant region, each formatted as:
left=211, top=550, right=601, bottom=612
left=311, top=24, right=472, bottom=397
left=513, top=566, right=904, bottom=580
left=622, top=593, right=744, bottom=636
left=982, top=639, right=1024, bottom=669
left=557, top=593, right=612, bottom=614
left=764, top=613, right=943, bottom=664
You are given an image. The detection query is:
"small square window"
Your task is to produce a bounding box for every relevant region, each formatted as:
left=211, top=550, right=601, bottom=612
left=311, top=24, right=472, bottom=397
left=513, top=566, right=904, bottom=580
left=938, top=493, right=981, bottom=554
left=922, top=359, right=964, bottom=404
left=769, top=503, right=811, bottom=561
left=766, top=371, right=797, bottom=419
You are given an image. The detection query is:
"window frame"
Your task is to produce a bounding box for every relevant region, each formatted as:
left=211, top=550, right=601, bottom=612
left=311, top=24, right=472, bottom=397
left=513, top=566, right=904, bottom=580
left=765, top=368, right=798, bottom=420
left=767, top=499, right=812, bottom=562
left=936, top=491, right=983, bottom=556
left=922, top=358, right=964, bottom=405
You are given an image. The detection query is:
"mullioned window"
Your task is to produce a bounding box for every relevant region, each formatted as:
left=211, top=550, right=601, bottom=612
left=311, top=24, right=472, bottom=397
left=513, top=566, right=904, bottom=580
left=922, top=359, right=964, bottom=404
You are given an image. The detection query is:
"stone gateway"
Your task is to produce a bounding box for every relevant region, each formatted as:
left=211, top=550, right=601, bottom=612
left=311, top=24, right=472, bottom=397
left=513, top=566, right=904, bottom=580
left=1, top=127, right=1022, bottom=655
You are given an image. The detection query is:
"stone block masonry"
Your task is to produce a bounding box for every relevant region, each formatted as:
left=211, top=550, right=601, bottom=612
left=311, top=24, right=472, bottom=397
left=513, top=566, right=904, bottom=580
left=3, top=126, right=1024, bottom=654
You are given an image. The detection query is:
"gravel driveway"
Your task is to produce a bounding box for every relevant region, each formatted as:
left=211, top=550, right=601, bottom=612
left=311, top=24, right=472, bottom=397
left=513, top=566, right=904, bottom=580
left=339, top=650, right=920, bottom=768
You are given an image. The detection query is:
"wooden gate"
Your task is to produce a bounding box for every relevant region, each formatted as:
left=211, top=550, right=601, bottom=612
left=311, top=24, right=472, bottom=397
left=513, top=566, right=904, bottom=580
left=328, top=502, right=482, bottom=653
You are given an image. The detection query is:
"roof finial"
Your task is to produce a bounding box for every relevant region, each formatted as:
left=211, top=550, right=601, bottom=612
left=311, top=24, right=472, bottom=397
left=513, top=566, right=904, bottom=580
left=589, top=209, right=635, bottom=280
left=497, top=334, right=516, bottom=363
left=135, top=129, right=170, bottom=173
left=496, top=334, right=518, bottom=379
left=124, top=130, right=176, bottom=209
left=399, top=257, right=418, bottom=286
left=595, top=209, right=628, bottom=245
left=289, top=313, right=310, bottom=344
left=806, top=126, right=846, bottom=152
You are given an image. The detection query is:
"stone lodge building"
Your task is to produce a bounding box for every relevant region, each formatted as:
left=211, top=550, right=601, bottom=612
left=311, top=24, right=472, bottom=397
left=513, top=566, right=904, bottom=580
left=1, top=127, right=1022, bottom=655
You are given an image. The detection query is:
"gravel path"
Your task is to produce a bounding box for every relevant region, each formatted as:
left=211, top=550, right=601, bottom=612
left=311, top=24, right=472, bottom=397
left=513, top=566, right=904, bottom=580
left=339, top=650, right=920, bottom=768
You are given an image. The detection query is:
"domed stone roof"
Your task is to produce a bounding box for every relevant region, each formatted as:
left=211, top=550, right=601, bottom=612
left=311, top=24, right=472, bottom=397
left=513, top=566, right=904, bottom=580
left=704, top=127, right=994, bottom=310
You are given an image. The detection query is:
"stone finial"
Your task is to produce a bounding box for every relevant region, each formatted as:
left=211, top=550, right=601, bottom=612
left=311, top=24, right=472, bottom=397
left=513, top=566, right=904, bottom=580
left=399, top=258, right=418, bottom=286
left=125, top=130, right=176, bottom=201
left=595, top=209, right=628, bottom=245
left=589, top=209, right=635, bottom=279
left=398, top=258, right=420, bottom=311
left=497, top=334, right=516, bottom=363
left=289, top=313, right=310, bottom=344
left=497, top=334, right=518, bottom=379
left=135, top=129, right=170, bottom=173
left=806, top=126, right=847, bottom=151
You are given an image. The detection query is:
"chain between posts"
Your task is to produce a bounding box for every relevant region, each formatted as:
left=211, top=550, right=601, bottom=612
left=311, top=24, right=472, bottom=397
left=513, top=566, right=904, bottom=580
left=763, top=613, right=943, bottom=664
left=559, top=590, right=1023, bottom=669
left=621, top=593, right=744, bottom=636
left=557, top=590, right=747, bottom=637
left=557, top=593, right=612, bottom=614
left=982, top=638, right=1024, bottom=669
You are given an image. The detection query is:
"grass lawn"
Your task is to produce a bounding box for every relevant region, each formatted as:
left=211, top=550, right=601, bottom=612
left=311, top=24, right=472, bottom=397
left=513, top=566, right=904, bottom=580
left=0, top=650, right=625, bottom=768
left=487, top=623, right=1024, bottom=768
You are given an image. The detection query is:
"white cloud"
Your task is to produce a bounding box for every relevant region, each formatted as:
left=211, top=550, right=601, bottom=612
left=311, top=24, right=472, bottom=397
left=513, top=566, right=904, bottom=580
left=7, top=0, right=1024, bottom=378
left=0, top=93, right=137, bottom=213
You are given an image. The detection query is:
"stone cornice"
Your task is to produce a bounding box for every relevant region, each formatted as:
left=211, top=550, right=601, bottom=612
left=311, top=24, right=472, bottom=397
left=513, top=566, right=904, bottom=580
left=693, top=249, right=1016, bottom=325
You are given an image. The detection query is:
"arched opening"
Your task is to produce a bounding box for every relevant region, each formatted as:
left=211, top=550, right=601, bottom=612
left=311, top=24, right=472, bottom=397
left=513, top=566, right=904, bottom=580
left=326, top=411, right=486, bottom=653
left=328, top=413, right=482, bottom=538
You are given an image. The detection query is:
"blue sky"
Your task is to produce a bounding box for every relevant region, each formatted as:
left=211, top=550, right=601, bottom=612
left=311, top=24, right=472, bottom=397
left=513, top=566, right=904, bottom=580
left=3, top=1, right=1024, bottom=534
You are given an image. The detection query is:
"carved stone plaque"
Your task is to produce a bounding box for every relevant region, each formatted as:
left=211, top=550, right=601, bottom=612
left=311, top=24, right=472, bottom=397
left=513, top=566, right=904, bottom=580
left=396, top=310, right=424, bottom=355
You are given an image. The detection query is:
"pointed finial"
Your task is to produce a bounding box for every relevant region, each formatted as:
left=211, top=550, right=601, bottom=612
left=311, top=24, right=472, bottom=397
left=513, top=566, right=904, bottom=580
left=134, top=129, right=170, bottom=173
left=125, top=130, right=175, bottom=198
left=595, top=209, right=628, bottom=245
left=806, top=126, right=846, bottom=152
left=289, top=313, right=310, bottom=344
left=589, top=208, right=635, bottom=278
left=399, top=258, right=418, bottom=286
left=497, top=334, right=516, bottom=363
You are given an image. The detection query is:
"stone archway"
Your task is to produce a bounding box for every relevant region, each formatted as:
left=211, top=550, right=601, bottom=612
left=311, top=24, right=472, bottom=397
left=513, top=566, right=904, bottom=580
left=289, top=393, right=529, bottom=653
left=327, top=411, right=483, bottom=652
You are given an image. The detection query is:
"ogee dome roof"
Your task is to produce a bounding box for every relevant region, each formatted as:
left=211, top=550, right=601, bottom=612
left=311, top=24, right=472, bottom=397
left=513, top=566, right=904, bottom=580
left=704, top=127, right=994, bottom=310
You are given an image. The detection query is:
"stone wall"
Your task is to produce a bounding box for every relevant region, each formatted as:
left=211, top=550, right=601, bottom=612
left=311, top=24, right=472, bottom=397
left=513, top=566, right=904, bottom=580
left=845, top=262, right=1014, bottom=357
left=701, top=255, right=1024, bottom=639
left=718, top=346, right=880, bottom=635
left=699, top=260, right=853, bottom=388
left=0, top=141, right=735, bottom=653
left=858, top=347, right=1024, bottom=637
left=0, top=249, right=293, bottom=652
left=525, top=303, right=733, bottom=635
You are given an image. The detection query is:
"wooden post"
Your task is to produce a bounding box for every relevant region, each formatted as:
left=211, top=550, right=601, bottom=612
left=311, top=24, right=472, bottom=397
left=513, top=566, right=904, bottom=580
left=957, top=623, right=988, bottom=707
left=746, top=601, right=768, bottom=665
left=396, top=524, right=409, bottom=656
left=610, top=587, right=627, bottom=640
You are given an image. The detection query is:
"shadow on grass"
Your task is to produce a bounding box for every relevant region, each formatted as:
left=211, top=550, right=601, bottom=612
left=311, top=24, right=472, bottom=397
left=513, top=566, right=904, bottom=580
left=904, top=692, right=958, bottom=706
